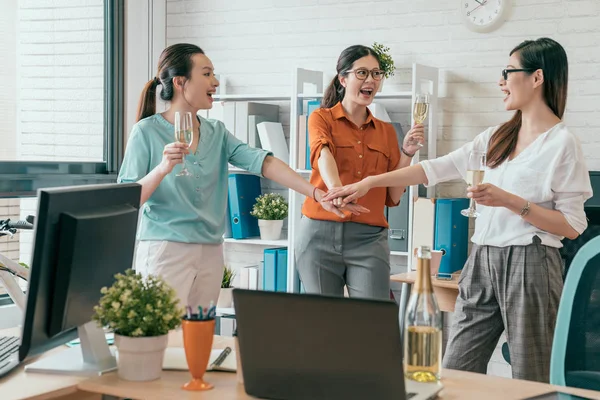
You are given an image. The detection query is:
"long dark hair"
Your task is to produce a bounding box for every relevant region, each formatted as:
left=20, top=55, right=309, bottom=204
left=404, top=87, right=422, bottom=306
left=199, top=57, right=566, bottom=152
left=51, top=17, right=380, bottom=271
left=321, top=45, right=381, bottom=109
left=136, top=43, right=205, bottom=122
left=487, top=38, right=568, bottom=168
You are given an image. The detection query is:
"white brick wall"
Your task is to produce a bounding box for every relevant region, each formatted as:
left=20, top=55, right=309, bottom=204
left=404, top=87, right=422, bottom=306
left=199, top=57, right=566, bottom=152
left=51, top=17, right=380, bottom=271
left=166, top=0, right=600, bottom=170
left=166, top=0, right=599, bottom=379
left=17, top=0, right=105, bottom=161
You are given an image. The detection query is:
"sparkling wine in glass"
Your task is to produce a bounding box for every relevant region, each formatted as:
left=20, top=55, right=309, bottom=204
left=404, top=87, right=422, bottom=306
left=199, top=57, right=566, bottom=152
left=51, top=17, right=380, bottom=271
left=409, top=93, right=429, bottom=148
left=174, top=111, right=193, bottom=177
left=461, top=150, right=487, bottom=218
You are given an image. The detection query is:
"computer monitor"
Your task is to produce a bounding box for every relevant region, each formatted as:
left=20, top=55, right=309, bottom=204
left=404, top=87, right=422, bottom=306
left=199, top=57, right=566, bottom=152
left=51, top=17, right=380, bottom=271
left=18, top=182, right=141, bottom=376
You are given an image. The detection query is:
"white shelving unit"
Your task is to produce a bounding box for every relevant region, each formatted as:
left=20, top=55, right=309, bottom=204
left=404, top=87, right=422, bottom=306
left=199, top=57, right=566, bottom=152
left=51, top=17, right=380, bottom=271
left=220, top=64, right=439, bottom=294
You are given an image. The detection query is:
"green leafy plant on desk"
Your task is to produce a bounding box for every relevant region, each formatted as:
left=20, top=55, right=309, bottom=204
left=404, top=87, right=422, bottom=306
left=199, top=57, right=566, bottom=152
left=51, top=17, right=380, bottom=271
left=92, top=269, right=183, bottom=381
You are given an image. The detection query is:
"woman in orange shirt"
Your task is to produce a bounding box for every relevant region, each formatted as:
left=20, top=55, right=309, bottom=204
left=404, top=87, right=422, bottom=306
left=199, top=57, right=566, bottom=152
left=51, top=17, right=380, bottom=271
left=295, top=45, right=424, bottom=299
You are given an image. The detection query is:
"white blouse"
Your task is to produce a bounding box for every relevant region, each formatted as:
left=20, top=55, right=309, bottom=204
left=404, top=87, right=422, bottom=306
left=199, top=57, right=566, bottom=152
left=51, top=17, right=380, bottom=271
left=420, top=123, right=593, bottom=248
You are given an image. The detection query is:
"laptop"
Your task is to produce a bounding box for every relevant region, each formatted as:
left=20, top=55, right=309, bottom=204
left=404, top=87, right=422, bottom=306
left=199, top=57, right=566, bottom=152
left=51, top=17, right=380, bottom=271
left=233, top=289, right=443, bottom=400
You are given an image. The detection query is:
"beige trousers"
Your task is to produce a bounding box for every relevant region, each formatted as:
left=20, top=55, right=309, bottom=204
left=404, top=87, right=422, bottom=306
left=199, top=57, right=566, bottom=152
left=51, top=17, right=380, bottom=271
left=134, top=241, right=225, bottom=310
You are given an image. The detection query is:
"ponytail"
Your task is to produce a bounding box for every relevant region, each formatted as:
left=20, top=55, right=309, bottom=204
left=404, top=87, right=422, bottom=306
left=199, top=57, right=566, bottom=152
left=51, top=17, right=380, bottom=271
left=321, top=75, right=346, bottom=109
left=136, top=77, right=160, bottom=122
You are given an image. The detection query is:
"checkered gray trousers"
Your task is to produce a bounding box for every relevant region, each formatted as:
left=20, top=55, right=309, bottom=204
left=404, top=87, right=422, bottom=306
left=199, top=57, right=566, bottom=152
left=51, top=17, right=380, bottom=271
left=442, top=236, right=563, bottom=383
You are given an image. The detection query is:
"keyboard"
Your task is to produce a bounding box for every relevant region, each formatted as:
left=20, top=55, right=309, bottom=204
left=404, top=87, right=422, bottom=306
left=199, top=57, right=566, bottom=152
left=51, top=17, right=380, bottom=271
left=0, top=336, right=20, bottom=378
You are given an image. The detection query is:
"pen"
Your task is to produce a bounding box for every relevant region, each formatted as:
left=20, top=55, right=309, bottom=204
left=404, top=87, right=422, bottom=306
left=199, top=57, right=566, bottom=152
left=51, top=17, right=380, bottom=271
left=211, top=346, right=232, bottom=368
left=198, top=306, right=204, bottom=320
left=186, top=305, right=192, bottom=320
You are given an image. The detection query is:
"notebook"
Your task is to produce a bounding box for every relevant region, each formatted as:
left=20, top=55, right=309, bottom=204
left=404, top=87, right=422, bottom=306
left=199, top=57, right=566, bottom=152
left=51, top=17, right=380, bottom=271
left=162, top=347, right=236, bottom=372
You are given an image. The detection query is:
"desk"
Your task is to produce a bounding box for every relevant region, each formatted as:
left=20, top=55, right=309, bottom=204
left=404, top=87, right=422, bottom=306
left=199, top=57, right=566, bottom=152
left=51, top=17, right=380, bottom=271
left=80, top=332, right=600, bottom=400
left=0, top=328, right=100, bottom=400
left=3, top=328, right=600, bottom=400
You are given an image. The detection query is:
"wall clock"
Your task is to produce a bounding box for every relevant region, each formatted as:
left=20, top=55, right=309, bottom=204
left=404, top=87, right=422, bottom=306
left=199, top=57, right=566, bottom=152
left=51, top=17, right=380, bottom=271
left=461, top=0, right=510, bottom=33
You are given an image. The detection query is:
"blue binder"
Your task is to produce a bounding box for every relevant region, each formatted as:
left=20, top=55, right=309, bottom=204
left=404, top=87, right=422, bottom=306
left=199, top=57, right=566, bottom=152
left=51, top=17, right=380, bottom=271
left=305, top=100, right=321, bottom=170
left=263, top=248, right=278, bottom=291
left=434, top=199, right=469, bottom=275
left=263, top=247, right=287, bottom=291
left=227, top=174, right=261, bottom=239
left=224, top=198, right=232, bottom=239
left=276, top=248, right=288, bottom=292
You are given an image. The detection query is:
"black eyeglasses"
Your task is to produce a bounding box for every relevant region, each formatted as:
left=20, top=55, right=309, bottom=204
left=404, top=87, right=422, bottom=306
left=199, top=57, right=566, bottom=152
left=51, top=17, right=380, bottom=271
left=501, top=68, right=538, bottom=80
left=345, top=68, right=385, bottom=81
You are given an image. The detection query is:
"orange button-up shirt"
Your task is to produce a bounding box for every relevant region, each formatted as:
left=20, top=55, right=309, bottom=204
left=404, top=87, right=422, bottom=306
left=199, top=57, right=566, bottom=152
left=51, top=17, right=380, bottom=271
left=302, top=102, right=402, bottom=228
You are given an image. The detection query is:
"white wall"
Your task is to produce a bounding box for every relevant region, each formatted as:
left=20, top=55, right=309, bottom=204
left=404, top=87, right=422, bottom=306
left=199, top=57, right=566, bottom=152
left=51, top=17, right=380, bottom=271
left=165, top=0, right=600, bottom=170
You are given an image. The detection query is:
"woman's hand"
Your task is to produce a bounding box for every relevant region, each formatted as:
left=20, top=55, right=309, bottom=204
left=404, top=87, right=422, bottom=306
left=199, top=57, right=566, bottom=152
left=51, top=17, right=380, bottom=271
left=402, top=124, right=425, bottom=155
left=158, top=142, right=189, bottom=176
left=315, top=189, right=370, bottom=217
left=467, top=183, right=512, bottom=207
left=322, top=178, right=373, bottom=205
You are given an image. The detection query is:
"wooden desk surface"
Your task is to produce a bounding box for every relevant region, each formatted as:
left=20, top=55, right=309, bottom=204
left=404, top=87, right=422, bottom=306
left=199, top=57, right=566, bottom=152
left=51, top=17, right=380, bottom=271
left=5, top=327, right=600, bottom=400
left=79, top=331, right=600, bottom=400
left=79, top=332, right=251, bottom=400
left=0, top=327, right=98, bottom=400
left=390, top=271, right=460, bottom=290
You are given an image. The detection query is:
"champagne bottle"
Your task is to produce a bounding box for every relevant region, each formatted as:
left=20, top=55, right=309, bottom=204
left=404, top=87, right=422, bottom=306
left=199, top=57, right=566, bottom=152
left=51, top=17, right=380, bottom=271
left=404, top=246, right=443, bottom=383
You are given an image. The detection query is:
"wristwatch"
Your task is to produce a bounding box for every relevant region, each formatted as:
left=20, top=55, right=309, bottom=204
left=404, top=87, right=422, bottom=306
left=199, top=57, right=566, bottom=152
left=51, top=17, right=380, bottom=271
left=519, top=201, right=531, bottom=217
left=401, top=146, right=415, bottom=158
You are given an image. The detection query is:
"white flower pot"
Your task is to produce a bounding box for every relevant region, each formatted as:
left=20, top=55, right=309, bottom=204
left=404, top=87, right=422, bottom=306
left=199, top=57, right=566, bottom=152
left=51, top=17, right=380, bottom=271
left=114, top=334, right=168, bottom=381
left=217, top=287, right=233, bottom=308
left=258, top=219, right=283, bottom=241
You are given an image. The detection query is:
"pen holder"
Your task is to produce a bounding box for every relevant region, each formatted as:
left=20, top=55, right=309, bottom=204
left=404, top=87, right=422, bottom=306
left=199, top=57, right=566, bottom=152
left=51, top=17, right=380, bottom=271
left=182, top=318, right=215, bottom=391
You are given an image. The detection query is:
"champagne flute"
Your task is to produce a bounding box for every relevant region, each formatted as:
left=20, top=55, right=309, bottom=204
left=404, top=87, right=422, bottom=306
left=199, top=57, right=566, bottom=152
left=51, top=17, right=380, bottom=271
left=408, top=93, right=429, bottom=148
left=461, top=150, right=487, bottom=218
left=174, top=111, right=193, bottom=177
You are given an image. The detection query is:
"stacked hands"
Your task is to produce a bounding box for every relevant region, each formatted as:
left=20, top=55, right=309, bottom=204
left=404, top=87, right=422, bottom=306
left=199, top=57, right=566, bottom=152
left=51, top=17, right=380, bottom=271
left=320, top=122, right=513, bottom=213
left=318, top=123, right=426, bottom=218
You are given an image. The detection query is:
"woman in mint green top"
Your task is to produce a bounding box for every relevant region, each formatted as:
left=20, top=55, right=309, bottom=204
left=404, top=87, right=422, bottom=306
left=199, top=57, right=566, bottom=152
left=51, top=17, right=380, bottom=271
left=118, top=43, right=368, bottom=309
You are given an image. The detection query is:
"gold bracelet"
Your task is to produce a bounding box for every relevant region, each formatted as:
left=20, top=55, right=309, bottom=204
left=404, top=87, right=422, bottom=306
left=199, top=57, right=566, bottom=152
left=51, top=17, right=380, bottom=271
left=519, top=201, right=531, bottom=217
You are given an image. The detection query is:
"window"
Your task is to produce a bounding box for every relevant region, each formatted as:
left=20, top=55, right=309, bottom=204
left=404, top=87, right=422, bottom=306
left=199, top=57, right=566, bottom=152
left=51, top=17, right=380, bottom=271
left=0, top=0, right=124, bottom=303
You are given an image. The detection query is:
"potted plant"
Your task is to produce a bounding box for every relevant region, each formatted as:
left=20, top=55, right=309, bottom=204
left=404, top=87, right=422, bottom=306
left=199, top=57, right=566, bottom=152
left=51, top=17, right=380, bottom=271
left=92, top=269, right=182, bottom=381
left=250, top=193, right=288, bottom=240
left=372, top=42, right=395, bottom=91
left=217, top=265, right=235, bottom=308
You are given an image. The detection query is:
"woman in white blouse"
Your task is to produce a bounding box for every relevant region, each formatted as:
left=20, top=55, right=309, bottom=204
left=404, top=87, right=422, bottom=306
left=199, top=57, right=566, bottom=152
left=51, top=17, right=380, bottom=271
left=324, top=37, right=593, bottom=383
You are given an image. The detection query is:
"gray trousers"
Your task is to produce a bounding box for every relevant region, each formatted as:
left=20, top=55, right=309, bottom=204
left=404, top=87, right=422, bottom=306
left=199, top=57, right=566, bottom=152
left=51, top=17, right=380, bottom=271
left=294, top=216, right=391, bottom=300
left=442, top=236, right=563, bottom=383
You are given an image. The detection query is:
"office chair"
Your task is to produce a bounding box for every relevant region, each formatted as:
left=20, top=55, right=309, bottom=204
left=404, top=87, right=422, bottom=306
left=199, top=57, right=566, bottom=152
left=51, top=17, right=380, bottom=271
left=550, top=235, right=600, bottom=391
left=500, top=226, right=600, bottom=367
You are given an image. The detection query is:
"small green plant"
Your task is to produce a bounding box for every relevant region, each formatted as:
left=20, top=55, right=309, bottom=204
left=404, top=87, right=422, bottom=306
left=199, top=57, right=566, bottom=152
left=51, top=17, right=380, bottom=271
left=222, top=266, right=235, bottom=289
left=372, top=42, right=395, bottom=79
left=250, top=193, right=288, bottom=220
left=92, top=269, right=182, bottom=337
